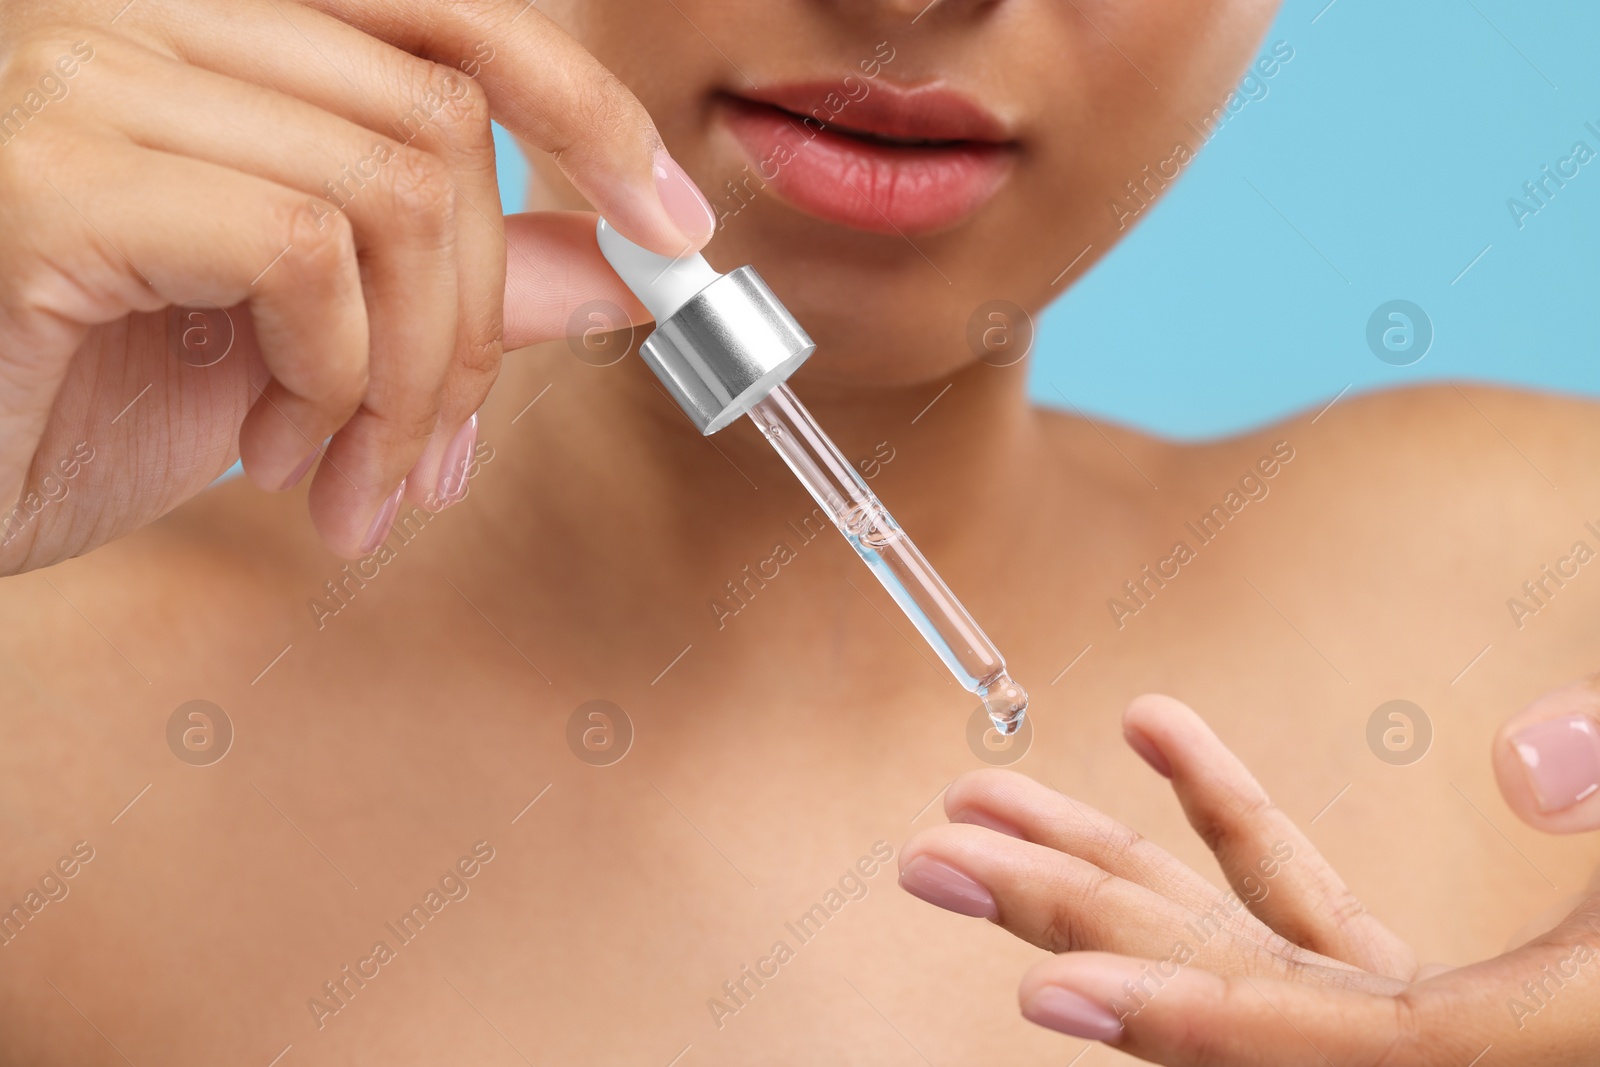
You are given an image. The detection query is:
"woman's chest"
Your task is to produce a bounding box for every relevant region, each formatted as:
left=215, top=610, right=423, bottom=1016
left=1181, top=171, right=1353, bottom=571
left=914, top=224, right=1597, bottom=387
left=29, top=646, right=1596, bottom=1067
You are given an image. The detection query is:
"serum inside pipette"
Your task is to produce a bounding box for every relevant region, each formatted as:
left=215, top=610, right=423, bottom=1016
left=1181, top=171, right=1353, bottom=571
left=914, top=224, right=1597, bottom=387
left=749, top=384, right=1029, bottom=736
left=589, top=218, right=1028, bottom=736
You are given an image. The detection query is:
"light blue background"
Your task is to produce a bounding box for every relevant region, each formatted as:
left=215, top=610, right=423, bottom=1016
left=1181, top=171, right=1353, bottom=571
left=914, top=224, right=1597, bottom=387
left=492, top=0, right=1600, bottom=440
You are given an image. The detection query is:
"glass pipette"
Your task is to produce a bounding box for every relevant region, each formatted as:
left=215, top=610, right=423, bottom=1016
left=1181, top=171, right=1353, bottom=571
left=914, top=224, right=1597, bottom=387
left=594, top=218, right=1029, bottom=735
left=747, top=383, right=1028, bottom=734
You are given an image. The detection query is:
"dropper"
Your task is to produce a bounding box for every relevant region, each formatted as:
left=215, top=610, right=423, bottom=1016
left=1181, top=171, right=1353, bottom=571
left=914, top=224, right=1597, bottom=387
left=595, top=220, right=1028, bottom=735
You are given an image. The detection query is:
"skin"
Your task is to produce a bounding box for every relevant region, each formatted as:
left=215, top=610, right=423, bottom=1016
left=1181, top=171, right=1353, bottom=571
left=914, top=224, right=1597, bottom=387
left=0, top=0, right=1597, bottom=1064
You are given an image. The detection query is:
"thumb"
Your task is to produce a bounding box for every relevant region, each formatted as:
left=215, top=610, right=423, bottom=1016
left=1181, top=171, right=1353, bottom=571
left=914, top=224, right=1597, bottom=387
left=500, top=211, right=650, bottom=350
left=1493, top=676, right=1600, bottom=834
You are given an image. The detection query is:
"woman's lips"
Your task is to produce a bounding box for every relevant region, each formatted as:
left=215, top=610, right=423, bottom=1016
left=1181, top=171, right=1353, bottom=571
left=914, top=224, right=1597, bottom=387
left=716, top=83, right=1017, bottom=236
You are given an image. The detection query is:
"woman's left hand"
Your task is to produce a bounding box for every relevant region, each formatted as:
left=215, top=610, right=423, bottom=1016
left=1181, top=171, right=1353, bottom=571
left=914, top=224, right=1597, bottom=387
left=899, top=694, right=1600, bottom=1065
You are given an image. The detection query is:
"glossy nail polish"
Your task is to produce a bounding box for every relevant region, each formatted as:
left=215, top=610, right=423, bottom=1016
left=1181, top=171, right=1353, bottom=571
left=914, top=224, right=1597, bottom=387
left=360, top=480, right=406, bottom=556
left=279, top=450, right=318, bottom=491
left=1022, top=987, right=1125, bottom=1042
left=897, top=855, right=997, bottom=919
left=1512, top=714, right=1600, bottom=812
left=652, top=147, right=716, bottom=249
left=437, top=413, right=478, bottom=506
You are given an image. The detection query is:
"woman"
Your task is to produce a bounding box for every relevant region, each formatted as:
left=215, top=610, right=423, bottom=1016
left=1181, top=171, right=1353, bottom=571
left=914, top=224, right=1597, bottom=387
left=0, top=0, right=1596, bottom=1063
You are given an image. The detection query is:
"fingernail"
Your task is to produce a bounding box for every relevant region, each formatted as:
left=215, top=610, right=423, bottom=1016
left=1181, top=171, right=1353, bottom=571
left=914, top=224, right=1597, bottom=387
left=437, top=413, right=478, bottom=506
left=653, top=147, right=716, bottom=249
left=1512, top=714, right=1600, bottom=812
left=898, top=855, right=996, bottom=919
left=950, top=807, right=1026, bottom=839
left=279, top=450, right=318, bottom=491
left=1021, top=986, right=1125, bottom=1042
left=1125, top=729, right=1173, bottom=778
left=360, top=480, right=405, bottom=556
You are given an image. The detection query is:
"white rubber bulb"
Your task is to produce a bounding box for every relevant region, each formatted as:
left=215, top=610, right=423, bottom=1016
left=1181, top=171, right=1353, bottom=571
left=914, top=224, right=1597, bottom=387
left=595, top=218, right=721, bottom=324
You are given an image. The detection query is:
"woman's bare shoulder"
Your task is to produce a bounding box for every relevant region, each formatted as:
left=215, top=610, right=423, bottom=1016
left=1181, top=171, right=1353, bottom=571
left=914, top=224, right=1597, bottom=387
left=1031, top=381, right=1598, bottom=498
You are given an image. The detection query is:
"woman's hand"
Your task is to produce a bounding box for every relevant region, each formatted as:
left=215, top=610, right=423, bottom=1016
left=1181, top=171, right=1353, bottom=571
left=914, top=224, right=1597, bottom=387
left=899, top=693, right=1600, bottom=1065
left=0, top=0, right=708, bottom=569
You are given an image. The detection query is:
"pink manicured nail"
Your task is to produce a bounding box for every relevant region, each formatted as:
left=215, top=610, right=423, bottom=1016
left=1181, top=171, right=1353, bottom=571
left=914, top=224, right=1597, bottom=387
left=1125, top=729, right=1173, bottom=778
left=1022, top=987, right=1125, bottom=1042
left=437, top=413, right=478, bottom=506
left=652, top=147, right=716, bottom=249
left=279, top=450, right=318, bottom=491
left=898, top=855, right=996, bottom=919
left=950, top=808, right=1026, bottom=839
left=360, top=480, right=405, bottom=555
left=1512, top=714, right=1600, bottom=812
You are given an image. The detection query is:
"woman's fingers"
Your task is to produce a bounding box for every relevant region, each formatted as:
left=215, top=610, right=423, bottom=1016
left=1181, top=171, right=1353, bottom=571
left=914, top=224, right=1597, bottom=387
left=107, top=1, right=497, bottom=518
left=943, top=769, right=1241, bottom=920
left=1020, top=898, right=1600, bottom=1067
left=2, top=0, right=708, bottom=568
left=899, top=823, right=1195, bottom=960
left=301, top=0, right=716, bottom=256
left=1124, top=694, right=1418, bottom=980
left=110, top=0, right=710, bottom=529
left=11, top=140, right=372, bottom=534
left=898, top=823, right=1389, bottom=992
left=1493, top=676, right=1600, bottom=834
left=127, top=0, right=709, bottom=254
left=1017, top=951, right=1414, bottom=1067
left=81, top=41, right=465, bottom=519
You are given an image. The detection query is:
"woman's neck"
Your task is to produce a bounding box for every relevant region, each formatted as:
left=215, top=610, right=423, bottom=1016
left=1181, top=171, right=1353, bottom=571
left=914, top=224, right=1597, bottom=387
left=438, top=176, right=1051, bottom=692
left=469, top=336, right=1042, bottom=603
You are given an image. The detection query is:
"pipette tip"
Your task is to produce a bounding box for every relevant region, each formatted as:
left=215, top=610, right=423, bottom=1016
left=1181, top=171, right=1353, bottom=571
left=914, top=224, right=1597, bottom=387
left=980, top=672, right=1029, bottom=736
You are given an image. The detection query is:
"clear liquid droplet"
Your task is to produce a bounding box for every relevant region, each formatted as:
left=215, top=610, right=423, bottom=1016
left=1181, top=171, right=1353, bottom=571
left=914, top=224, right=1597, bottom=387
left=979, top=673, right=1028, bottom=736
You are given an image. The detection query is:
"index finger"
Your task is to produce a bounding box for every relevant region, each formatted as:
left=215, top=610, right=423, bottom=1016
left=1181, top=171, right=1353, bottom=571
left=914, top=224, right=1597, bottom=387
left=1122, top=694, right=1418, bottom=981
left=305, top=0, right=715, bottom=258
